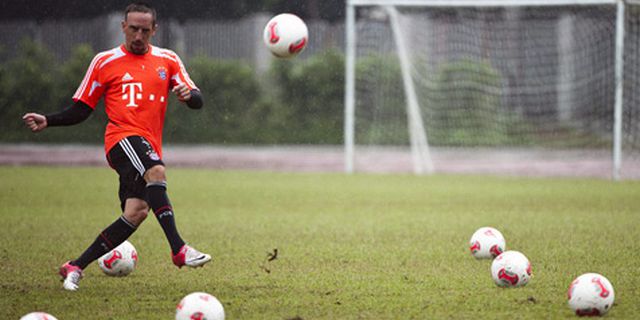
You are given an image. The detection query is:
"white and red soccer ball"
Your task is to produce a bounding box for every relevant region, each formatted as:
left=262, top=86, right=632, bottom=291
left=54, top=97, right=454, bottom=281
left=263, top=13, right=308, bottom=58
left=469, top=227, right=505, bottom=259
left=491, top=250, right=532, bottom=288
left=568, top=273, right=615, bottom=316
left=98, top=240, right=138, bottom=277
left=20, top=312, right=58, bottom=320
left=175, top=292, right=225, bottom=320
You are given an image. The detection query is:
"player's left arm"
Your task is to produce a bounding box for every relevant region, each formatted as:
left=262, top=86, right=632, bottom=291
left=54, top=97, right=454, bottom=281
left=172, top=83, right=203, bottom=109
left=168, top=50, right=203, bottom=110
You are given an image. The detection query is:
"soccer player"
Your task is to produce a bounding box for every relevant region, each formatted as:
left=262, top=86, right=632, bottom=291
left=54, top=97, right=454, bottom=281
left=22, top=2, right=211, bottom=291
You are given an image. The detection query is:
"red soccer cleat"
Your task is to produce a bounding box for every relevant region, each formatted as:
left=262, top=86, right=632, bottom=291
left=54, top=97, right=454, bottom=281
left=59, top=261, right=83, bottom=291
left=172, top=245, right=212, bottom=268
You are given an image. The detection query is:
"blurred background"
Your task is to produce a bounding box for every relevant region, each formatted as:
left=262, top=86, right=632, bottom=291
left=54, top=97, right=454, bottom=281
left=0, top=0, right=639, bottom=179
left=0, top=0, right=346, bottom=146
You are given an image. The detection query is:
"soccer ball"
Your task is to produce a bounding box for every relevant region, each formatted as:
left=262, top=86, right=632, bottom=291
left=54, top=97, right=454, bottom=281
left=263, top=13, right=308, bottom=58
left=469, top=227, right=505, bottom=259
left=20, top=312, right=58, bottom=320
left=491, top=251, right=532, bottom=287
left=98, top=240, right=138, bottom=277
left=568, top=273, right=615, bottom=316
left=176, top=292, right=225, bottom=320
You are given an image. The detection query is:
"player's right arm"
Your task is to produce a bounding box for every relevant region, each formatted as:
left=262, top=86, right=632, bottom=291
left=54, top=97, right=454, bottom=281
left=22, top=101, right=93, bottom=132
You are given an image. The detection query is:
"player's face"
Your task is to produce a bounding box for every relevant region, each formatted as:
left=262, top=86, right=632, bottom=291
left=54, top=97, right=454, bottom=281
left=122, top=12, right=156, bottom=55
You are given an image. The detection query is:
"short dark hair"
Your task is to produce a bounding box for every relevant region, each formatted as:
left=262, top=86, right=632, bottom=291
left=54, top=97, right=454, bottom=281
left=124, top=2, right=157, bottom=25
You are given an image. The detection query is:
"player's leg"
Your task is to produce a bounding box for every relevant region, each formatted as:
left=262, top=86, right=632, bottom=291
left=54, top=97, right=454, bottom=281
left=115, top=135, right=210, bottom=267
left=144, top=164, right=211, bottom=268
left=60, top=213, right=140, bottom=291
left=144, top=164, right=185, bottom=254
left=59, top=138, right=149, bottom=291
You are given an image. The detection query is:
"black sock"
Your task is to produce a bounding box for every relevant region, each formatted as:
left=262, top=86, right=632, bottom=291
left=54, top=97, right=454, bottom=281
left=146, top=182, right=185, bottom=255
left=71, top=216, right=137, bottom=269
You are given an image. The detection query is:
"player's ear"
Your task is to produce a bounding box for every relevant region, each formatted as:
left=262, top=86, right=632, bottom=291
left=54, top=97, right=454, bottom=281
left=121, top=20, right=127, bottom=32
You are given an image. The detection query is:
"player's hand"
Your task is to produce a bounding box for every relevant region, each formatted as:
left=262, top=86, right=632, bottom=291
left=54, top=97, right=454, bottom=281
left=172, top=83, right=191, bottom=102
left=22, top=113, right=47, bottom=132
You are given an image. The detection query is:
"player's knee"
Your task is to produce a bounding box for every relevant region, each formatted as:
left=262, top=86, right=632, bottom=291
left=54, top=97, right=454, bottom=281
left=123, top=201, right=149, bottom=226
left=144, top=164, right=166, bottom=182
left=126, top=208, right=148, bottom=225
left=137, top=207, right=149, bottom=219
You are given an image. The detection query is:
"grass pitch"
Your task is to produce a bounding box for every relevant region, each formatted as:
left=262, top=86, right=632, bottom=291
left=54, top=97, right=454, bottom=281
left=1, top=166, right=639, bottom=319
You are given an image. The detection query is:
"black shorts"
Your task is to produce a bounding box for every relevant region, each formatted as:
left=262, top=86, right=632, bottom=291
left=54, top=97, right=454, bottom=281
left=107, top=136, right=164, bottom=211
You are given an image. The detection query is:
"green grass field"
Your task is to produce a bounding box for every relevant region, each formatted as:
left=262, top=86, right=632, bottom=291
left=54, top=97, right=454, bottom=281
left=1, top=166, right=639, bottom=319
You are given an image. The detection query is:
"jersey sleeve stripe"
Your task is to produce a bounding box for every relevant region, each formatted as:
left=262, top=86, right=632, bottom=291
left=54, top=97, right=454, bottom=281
left=98, top=47, right=126, bottom=69
left=73, top=51, right=110, bottom=100
left=152, top=46, right=178, bottom=63
left=171, top=74, right=183, bottom=85
left=160, top=53, right=177, bottom=63
left=175, top=54, right=197, bottom=89
left=154, top=47, right=198, bottom=90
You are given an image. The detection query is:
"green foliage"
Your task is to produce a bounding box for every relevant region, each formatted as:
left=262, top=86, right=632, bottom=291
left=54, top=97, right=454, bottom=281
left=0, top=43, right=347, bottom=145
left=270, top=49, right=345, bottom=144
left=165, top=57, right=263, bottom=144
left=0, top=38, right=56, bottom=142
left=54, top=44, right=95, bottom=107
left=49, top=44, right=107, bottom=143
left=0, top=41, right=103, bottom=143
left=354, top=55, right=406, bottom=145
left=1, top=167, right=639, bottom=319
left=166, top=49, right=347, bottom=145
left=0, top=56, right=6, bottom=130
left=428, top=58, right=515, bottom=146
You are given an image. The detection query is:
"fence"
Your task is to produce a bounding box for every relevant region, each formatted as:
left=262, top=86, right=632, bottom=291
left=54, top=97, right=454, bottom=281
left=0, top=13, right=345, bottom=72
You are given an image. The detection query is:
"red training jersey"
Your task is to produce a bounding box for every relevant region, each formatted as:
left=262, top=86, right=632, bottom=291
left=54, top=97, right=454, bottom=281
left=73, top=44, right=198, bottom=158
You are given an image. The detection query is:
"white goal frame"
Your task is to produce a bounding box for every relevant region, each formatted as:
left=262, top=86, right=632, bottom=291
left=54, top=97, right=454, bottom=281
left=344, top=0, right=627, bottom=180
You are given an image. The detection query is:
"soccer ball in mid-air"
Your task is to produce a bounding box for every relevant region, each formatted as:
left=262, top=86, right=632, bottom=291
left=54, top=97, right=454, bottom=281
left=469, top=226, right=505, bottom=259
left=263, top=13, right=308, bottom=58
left=176, top=292, right=225, bottom=320
left=98, top=240, right=138, bottom=277
left=19, top=312, right=58, bottom=320
left=568, top=273, right=615, bottom=316
left=491, top=251, right=532, bottom=287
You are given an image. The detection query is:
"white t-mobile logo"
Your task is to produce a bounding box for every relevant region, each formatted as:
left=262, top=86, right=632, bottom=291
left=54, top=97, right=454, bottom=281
left=122, top=82, right=143, bottom=107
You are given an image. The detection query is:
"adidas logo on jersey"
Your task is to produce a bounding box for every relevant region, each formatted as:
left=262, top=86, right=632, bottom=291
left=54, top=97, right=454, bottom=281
left=122, top=72, right=134, bottom=81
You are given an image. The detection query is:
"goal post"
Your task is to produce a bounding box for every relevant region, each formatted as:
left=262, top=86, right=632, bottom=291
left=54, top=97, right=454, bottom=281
left=344, top=0, right=639, bottom=179
left=385, top=5, right=434, bottom=174
left=612, top=0, right=624, bottom=180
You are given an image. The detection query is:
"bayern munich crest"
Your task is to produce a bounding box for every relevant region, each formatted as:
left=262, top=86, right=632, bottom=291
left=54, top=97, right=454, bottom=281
left=157, top=67, right=167, bottom=80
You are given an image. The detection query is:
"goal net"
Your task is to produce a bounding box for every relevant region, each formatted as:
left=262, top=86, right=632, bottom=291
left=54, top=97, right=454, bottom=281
left=345, top=0, right=640, bottom=179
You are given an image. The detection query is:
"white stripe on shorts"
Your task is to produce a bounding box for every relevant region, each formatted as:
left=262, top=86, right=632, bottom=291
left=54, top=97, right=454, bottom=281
left=119, top=138, right=146, bottom=176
